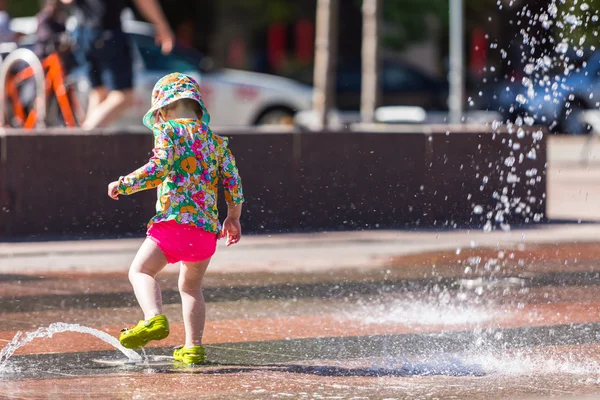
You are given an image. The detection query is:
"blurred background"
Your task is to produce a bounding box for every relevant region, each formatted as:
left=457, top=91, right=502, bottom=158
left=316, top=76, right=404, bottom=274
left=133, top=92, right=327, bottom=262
left=1, top=0, right=597, bottom=133
left=5, top=3, right=600, bottom=395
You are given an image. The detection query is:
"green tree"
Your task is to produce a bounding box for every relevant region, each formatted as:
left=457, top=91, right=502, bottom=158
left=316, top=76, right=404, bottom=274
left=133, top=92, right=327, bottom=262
left=7, top=0, right=40, bottom=17
left=219, top=0, right=313, bottom=27
left=555, top=0, right=600, bottom=49
left=381, top=0, right=498, bottom=50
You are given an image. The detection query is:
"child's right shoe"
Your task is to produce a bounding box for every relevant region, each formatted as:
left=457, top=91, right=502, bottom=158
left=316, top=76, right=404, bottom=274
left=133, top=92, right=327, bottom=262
left=119, top=314, right=170, bottom=349
left=173, top=345, right=205, bottom=365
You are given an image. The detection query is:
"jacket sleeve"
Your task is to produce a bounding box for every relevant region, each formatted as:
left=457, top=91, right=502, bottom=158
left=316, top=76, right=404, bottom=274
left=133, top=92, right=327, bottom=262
left=117, top=125, right=175, bottom=195
left=218, top=137, right=245, bottom=206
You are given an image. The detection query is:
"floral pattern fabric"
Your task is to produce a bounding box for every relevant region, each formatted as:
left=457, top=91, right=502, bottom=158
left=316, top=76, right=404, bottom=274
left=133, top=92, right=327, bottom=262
left=117, top=119, right=244, bottom=234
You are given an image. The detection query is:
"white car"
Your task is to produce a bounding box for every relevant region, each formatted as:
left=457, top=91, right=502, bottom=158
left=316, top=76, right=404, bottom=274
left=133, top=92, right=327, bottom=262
left=9, top=16, right=314, bottom=128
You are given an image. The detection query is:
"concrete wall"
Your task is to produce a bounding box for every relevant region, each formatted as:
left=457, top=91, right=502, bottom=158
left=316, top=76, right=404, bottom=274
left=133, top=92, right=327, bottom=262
left=0, top=127, right=547, bottom=239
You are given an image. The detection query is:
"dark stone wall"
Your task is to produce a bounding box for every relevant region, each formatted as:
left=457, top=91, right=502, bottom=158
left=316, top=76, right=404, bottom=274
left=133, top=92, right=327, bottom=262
left=0, top=127, right=547, bottom=240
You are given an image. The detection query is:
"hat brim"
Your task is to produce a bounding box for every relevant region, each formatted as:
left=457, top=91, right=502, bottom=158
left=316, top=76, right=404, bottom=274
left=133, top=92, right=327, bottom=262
left=142, top=95, right=211, bottom=130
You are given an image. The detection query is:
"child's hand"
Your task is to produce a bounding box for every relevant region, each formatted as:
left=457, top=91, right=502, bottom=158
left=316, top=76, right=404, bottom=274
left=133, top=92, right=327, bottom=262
left=108, top=181, right=120, bottom=200
left=222, top=217, right=241, bottom=246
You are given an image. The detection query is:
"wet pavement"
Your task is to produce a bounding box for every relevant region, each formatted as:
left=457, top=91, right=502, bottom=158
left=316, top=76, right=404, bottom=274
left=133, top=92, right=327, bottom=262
left=4, top=137, right=600, bottom=399
left=4, top=239, right=600, bottom=399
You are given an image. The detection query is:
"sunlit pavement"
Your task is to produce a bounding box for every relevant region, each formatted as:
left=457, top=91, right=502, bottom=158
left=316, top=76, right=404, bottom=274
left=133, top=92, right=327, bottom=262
left=3, top=137, right=600, bottom=399
left=4, top=241, right=600, bottom=398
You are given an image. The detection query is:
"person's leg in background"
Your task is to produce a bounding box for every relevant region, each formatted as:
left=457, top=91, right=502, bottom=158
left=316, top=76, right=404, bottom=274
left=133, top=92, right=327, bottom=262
left=82, top=85, right=108, bottom=125
left=85, top=86, right=108, bottom=114
left=73, top=27, right=110, bottom=127
left=81, top=88, right=133, bottom=129
left=81, top=30, right=134, bottom=129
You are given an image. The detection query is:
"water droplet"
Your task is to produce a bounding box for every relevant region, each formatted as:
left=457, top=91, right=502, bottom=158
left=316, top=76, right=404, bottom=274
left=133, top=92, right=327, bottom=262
left=563, top=13, right=582, bottom=27
left=473, top=205, right=484, bottom=214
left=504, top=156, right=516, bottom=167
left=524, top=64, right=535, bottom=74
left=581, top=3, right=590, bottom=11
left=507, top=173, right=519, bottom=183
left=527, top=148, right=537, bottom=160
left=555, top=42, right=569, bottom=54
left=542, top=55, right=552, bottom=68
left=515, top=116, right=524, bottom=126
left=515, top=94, right=527, bottom=104
left=526, top=168, right=538, bottom=177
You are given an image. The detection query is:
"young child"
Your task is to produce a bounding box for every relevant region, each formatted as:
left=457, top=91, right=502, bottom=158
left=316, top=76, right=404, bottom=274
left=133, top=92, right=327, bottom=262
left=107, top=72, right=244, bottom=365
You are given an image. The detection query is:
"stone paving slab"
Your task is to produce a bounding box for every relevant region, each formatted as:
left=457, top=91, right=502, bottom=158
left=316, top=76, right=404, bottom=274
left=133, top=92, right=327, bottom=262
left=3, top=300, right=600, bottom=357
left=4, top=240, right=600, bottom=399
left=3, top=369, right=599, bottom=400
left=3, top=224, right=600, bottom=275
left=5, top=239, right=600, bottom=400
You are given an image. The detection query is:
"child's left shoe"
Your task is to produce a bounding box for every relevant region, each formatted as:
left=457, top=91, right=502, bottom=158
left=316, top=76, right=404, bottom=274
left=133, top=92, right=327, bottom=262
left=119, top=314, right=170, bottom=349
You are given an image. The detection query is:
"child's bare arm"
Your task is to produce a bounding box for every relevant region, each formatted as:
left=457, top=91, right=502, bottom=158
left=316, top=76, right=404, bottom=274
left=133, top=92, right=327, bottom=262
left=219, top=139, right=244, bottom=245
left=227, top=203, right=242, bottom=220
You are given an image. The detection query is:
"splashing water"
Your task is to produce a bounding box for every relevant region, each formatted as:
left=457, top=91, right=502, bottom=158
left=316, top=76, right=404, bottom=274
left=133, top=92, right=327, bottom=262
left=0, top=322, right=141, bottom=371
left=364, top=348, right=600, bottom=378
left=472, top=0, right=600, bottom=232
left=472, top=349, right=600, bottom=376
left=343, top=298, right=497, bottom=327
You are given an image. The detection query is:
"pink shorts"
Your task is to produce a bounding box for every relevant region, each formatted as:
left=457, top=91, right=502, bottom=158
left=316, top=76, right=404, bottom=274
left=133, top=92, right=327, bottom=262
left=147, top=220, right=217, bottom=264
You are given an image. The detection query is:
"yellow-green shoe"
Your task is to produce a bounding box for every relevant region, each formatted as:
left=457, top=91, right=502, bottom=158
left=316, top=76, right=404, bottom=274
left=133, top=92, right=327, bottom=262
left=173, top=345, right=205, bottom=365
left=119, top=315, right=170, bottom=349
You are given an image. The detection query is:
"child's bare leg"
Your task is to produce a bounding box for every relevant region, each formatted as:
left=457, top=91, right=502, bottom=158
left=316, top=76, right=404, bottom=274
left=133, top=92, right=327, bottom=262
left=129, top=238, right=169, bottom=320
left=178, top=259, right=211, bottom=347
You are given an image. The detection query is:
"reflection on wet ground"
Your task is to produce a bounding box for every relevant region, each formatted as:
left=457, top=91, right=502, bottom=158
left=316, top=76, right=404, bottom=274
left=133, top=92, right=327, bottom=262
left=3, top=242, right=600, bottom=399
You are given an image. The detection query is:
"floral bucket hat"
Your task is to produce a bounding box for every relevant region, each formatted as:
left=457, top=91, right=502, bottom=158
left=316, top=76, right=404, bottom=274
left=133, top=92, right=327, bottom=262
left=142, top=72, right=210, bottom=130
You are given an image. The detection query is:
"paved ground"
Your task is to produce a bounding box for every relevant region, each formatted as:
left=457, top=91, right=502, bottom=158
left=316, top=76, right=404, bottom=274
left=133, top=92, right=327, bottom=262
left=547, top=136, right=600, bottom=223
left=3, top=136, right=600, bottom=399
